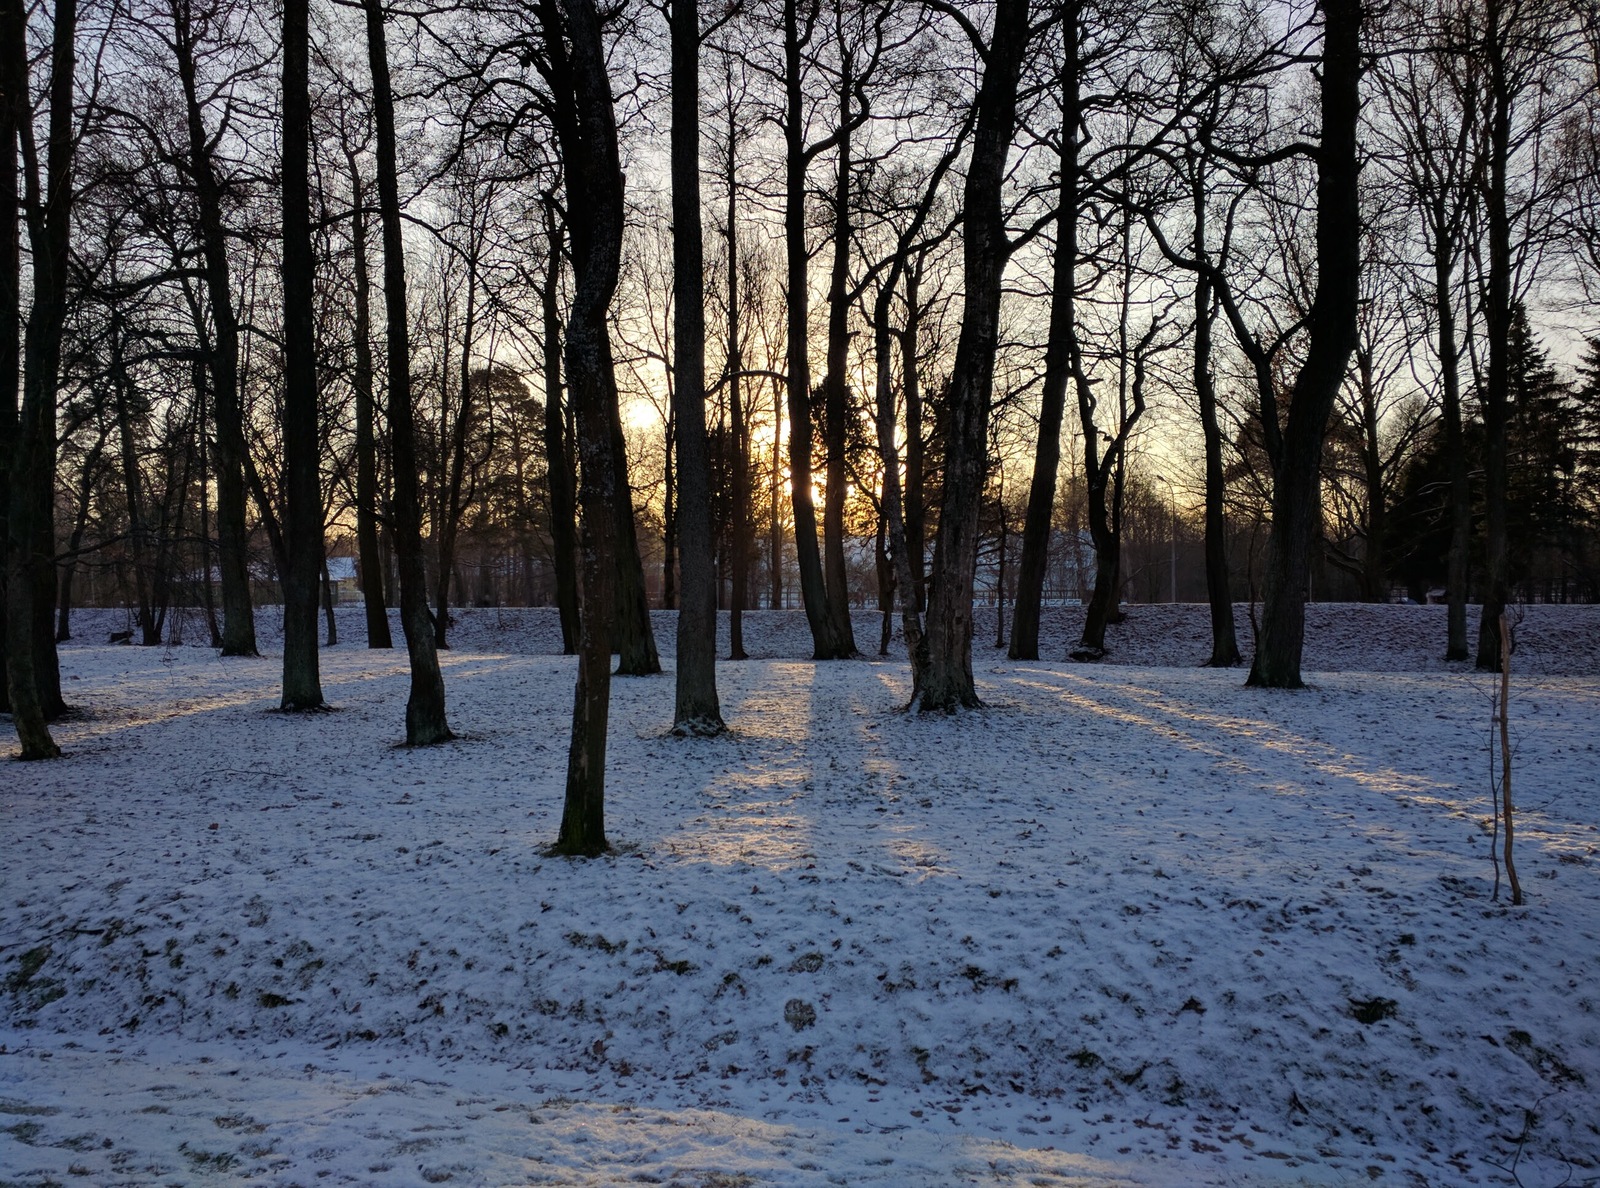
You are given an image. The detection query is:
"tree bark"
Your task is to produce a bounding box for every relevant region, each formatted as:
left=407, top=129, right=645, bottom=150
left=874, top=311, right=926, bottom=694
left=1354, top=345, right=1388, bottom=602
left=348, top=160, right=393, bottom=648
left=1475, top=0, right=1513, bottom=671
left=1194, top=178, right=1240, bottom=666
left=545, top=0, right=628, bottom=855
left=3, top=0, right=72, bottom=756
left=919, top=0, right=1030, bottom=712
left=770, top=379, right=783, bottom=609
left=1247, top=0, right=1362, bottom=688
left=0, top=0, right=16, bottom=716
left=279, top=0, right=325, bottom=710
left=1075, top=441, right=1127, bottom=656
left=902, top=261, right=926, bottom=612
left=1434, top=212, right=1471, bottom=660
left=670, top=0, right=724, bottom=733
left=1074, top=212, right=1147, bottom=659
left=433, top=249, right=483, bottom=650
left=819, top=36, right=858, bottom=655
left=321, top=555, right=337, bottom=645
left=56, top=431, right=104, bottom=643
left=1012, top=11, right=1079, bottom=661
left=365, top=0, right=452, bottom=743
left=783, top=0, right=851, bottom=659
left=661, top=407, right=676, bottom=609
left=725, top=120, right=750, bottom=660
left=541, top=206, right=581, bottom=654
left=609, top=409, right=662, bottom=675
left=111, top=309, right=158, bottom=645
left=174, top=0, right=257, bottom=657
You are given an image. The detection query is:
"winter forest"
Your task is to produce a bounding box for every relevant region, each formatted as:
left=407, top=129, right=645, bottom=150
left=4, top=0, right=1600, bottom=1183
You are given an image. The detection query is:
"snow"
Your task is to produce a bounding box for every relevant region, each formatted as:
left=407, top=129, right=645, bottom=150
left=3, top=604, right=1598, bottom=1187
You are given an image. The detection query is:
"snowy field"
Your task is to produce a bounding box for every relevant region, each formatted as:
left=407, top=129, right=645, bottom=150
left=3, top=604, right=1598, bottom=1187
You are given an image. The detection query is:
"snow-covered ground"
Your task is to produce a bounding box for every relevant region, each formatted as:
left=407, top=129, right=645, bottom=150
left=3, top=604, right=1598, bottom=1187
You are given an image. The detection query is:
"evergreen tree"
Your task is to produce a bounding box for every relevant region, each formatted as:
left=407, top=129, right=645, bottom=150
left=1502, top=306, right=1578, bottom=594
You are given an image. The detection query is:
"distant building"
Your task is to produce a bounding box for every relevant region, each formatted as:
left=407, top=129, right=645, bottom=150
left=325, top=556, right=360, bottom=603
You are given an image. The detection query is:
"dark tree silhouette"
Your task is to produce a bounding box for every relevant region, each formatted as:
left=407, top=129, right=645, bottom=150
left=365, top=0, right=452, bottom=743
left=671, top=0, right=725, bottom=734
left=919, top=0, right=1031, bottom=711
left=278, top=0, right=326, bottom=710
left=4, top=0, right=77, bottom=758
left=170, top=0, right=258, bottom=658
left=1247, top=0, right=1363, bottom=689
left=541, top=0, right=628, bottom=854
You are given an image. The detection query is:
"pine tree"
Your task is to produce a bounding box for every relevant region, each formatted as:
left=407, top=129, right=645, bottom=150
left=1502, top=306, right=1577, bottom=594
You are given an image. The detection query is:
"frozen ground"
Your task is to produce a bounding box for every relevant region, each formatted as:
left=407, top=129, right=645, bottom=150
left=3, top=604, right=1598, bottom=1187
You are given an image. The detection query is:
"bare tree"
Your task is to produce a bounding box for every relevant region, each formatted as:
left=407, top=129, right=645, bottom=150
left=1188, top=147, right=1243, bottom=665
left=540, top=0, right=628, bottom=854
left=0, top=0, right=22, bottom=718
left=1471, top=0, right=1575, bottom=670
left=917, top=0, right=1031, bottom=712
left=4, top=0, right=78, bottom=757
left=1072, top=210, right=1164, bottom=661
left=345, top=147, right=394, bottom=648
left=670, top=0, right=725, bottom=733
left=168, top=0, right=259, bottom=657
left=1247, top=0, right=1363, bottom=688
left=540, top=199, right=581, bottom=653
left=365, top=0, right=452, bottom=743
left=279, top=0, right=326, bottom=709
left=1011, top=1, right=1086, bottom=662
left=711, top=44, right=754, bottom=658
left=1373, top=0, right=1482, bottom=658
left=779, top=0, right=857, bottom=659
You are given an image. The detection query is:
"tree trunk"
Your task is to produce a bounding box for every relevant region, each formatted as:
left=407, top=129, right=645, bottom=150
left=434, top=258, right=481, bottom=650
left=770, top=378, right=783, bottom=609
left=1194, top=218, right=1240, bottom=667
left=111, top=311, right=158, bottom=645
left=820, top=43, right=858, bottom=655
left=365, top=0, right=452, bottom=743
left=175, top=1, right=257, bottom=657
left=349, top=161, right=393, bottom=648
left=610, top=409, right=661, bottom=675
left=545, top=0, right=628, bottom=855
left=1076, top=473, right=1124, bottom=656
left=1434, top=210, right=1471, bottom=660
left=670, top=0, right=724, bottom=733
left=661, top=408, right=676, bottom=609
left=0, top=0, right=15, bottom=715
left=1356, top=347, right=1388, bottom=602
left=1247, top=0, right=1362, bottom=688
left=150, top=426, right=195, bottom=648
left=1475, top=0, right=1512, bottom=671
left=874, top=314, right=926, bottom=695
left=875, top=508, right=891, bottom=655
left=280, top=0, right=325, bottom=710
left=903, top=262, right=926, bottom=613
left=3, top=0, right=72, bottom=755
left=194, top=375, right=224, bottom=649
left=321, top=556, right=337, bottom=645
left=1074, top=211, right=1146, bottom=659
left=783, top=0, right=851, bottom=660
left=541, top=207, right=581, bottom=654
left=994, top=499, right=1007, bottom=648
left=725, top=109, right=750, bottom=661
left=920, top=0, right=1030, bottom=712
left=56, top=433, right=102, bottom=643
left=1012, top=14, right=1079, bottom=661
